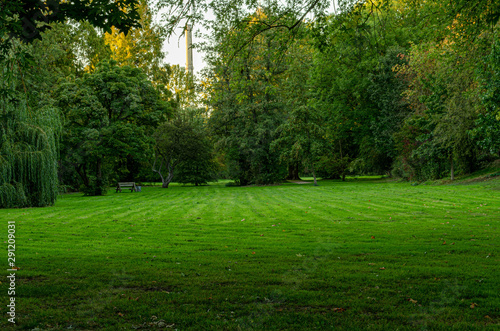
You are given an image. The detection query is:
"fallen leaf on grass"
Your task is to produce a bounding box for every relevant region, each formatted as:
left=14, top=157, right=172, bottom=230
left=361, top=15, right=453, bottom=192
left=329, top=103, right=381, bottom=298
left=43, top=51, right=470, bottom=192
left=332, top=308, right=346, bottom=312
left=118, top=312, right=124, bottom=317
left=379, top=267, right=385, bottom=270
left=470, top=303, right=478, bottom=309
left=371, top=236, right=375, bottom=239
left=408, top=298, right=418, bottom=304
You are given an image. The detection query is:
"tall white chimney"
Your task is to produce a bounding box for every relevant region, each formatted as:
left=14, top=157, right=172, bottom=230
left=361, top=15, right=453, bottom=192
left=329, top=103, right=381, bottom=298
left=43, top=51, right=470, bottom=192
left=185, top=24, right=193, bottom=76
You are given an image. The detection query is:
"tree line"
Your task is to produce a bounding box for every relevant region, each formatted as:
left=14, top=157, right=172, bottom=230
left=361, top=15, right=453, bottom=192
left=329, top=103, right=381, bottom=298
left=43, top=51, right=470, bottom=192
left=201, top=0, right=500, bottom=185
left=1, top=0, right=499, bottom=208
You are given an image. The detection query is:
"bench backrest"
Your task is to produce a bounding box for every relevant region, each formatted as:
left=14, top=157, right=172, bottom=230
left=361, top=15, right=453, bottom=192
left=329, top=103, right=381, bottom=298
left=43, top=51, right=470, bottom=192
left=118, top=182, right=135, bottom=187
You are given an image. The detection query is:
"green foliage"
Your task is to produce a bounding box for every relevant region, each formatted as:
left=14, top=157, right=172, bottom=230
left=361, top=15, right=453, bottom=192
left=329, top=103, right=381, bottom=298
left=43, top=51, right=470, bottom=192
left=0, top=92, right=60, bottom=208
left=433, top=0, right=500, bottom=41
left=0, top=104, right=60, bottom=207
left=175, top=109, right=218, bottom=186
left=57, top=60, right=171, bottom=195
left=270, top=34, right=327, bottom=184
left=0, top=0, right=145, bottom=207
left=104, top=0, right=177, bottom=104
left=471, top=35, right=500, bottom=155
left=472, top=111, right=500, bottom=155
left=166, top=64, right=197, bottom=109
left=0, top=0, right=141, bottom=44
left=367, top=47, right=411, bottom=166
left=156, top=0, right=332, bottom=38
left=159, top=1, right=500, bottom=184
left=274, top=104, right=326, bottom=185
left=393, top=40, right=487, bottom=181
left=205, top=7, right=298, bottom=185
left=309, top=1, right=419, bottom=177
left=0, top=37, right=61, bottom=208
left=153, top=109, right=217, bottom=187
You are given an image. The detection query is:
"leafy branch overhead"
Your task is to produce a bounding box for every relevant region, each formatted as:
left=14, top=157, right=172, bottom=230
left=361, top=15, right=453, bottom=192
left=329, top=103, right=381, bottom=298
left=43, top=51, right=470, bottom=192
left=155, top=0, right=333, bottom=52
left=156, top=0, right=500, bottom=40
left=1, top=0, right=141, bottom=44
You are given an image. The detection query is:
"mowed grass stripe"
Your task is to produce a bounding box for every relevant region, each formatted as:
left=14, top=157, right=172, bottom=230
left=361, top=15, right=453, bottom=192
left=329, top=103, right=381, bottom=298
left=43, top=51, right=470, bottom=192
left=0, top=179, right=498, bottom=330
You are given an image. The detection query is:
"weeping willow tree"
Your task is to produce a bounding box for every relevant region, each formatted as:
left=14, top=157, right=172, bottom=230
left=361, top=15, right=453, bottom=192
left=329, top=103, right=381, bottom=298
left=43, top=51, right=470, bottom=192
left=0, top=57, right=61, bottom=208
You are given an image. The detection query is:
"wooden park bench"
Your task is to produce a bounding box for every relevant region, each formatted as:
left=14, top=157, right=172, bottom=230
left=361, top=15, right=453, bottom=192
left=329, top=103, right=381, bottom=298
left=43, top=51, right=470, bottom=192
left=116, top=182, right=138, bottom=193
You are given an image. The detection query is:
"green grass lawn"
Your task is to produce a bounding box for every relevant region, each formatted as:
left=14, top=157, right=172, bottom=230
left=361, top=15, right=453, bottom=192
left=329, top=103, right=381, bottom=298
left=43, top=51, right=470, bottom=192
left=1, top=178, right=499, bottom=330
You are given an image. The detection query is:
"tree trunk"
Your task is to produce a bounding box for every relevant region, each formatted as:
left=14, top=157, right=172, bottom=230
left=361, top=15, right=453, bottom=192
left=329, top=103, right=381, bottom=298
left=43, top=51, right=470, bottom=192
left=161, top=165, right=175, bottom=188
left=75, top=163, right=90, bottom=187
left=95, top=158, right=104, bottom=195
left=339, top=140, right=346, bottom=181
left=312, top=163, right=318, bottom=186
left=286, top=162, right=301, bottom=180
left=153, top=155, right=172, bottom=188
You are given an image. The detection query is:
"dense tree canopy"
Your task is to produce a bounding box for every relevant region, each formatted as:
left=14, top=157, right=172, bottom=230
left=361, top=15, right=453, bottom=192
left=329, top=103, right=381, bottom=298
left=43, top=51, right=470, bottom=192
left=153, top=109, right=217, bottom=188
left=0, top=0, right=141, bottom=44
left=0, top=0, right=146, bottom=206
left=200, top=0, right=500, bottom=183
left=0, top=82, right=60, bottom=208
left=57, top=60, right=172, bottom=195
left=204, top=8, right=299, bottom=185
